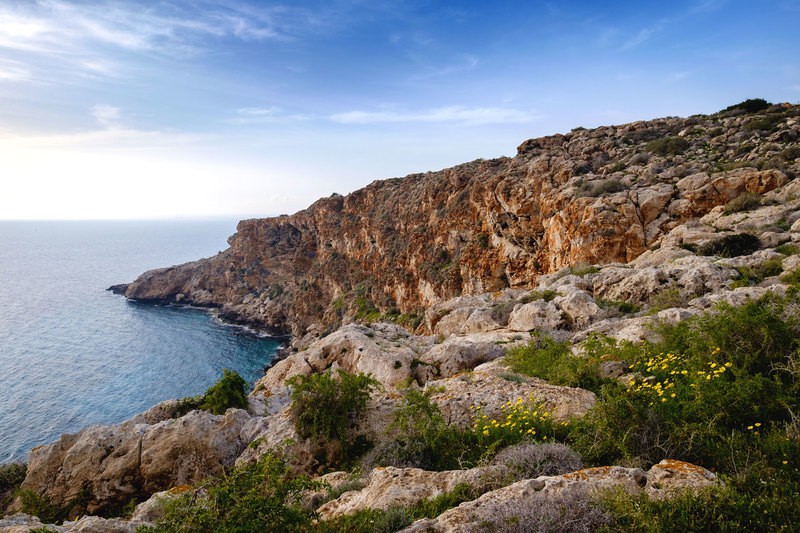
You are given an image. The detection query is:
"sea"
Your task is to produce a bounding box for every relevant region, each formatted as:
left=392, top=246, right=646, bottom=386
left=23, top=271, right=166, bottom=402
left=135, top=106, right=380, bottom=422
left=0, top=220, right=281, bottom=463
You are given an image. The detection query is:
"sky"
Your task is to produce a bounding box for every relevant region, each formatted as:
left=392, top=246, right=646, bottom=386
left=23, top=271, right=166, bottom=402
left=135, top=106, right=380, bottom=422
left=0, top=0, right=798, bottom=220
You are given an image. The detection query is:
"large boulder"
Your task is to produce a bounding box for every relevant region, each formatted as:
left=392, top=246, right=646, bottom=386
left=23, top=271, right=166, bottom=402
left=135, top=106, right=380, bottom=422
left=20, top=409, right=252, bottom=514
left=400, top=461, right=715, bottom=532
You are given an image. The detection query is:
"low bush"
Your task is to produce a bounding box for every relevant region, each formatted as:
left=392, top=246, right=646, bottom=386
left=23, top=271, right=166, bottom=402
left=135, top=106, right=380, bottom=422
left=723, top=191, right=761, bottom=214
left=319, top=483, right=482, bottom=533
left=141, top=453, right=320, bottom=533
left=0, top=462, right=26, bottom=511
left=577, top=178, right=626, bottom=197
left=473, top=396, right=564, bottom=450
left=491, top=442, right=582, bottom=480
left=505, top=334, right=608, bottom=393
left=697, top=233, right=760, bottom=257
left=199, top=369, right=248, bottom=415
left=288, top=369, right=380, bottom=469
left=374, top=385, right=480, bottom=471
left=720, top=98, right=771, bottom=114
left=780, top=146, right=800, bottom=161
left=775, top=243, right=799, bottom=256
left=571, top=262, right=600, bottom=276
left=465, top=485, right=613, bottom=533
left=175, top=369, right=249, bottom=417
left=596, top=298, right=640, bottom=315
left=599, top=470, right=800, bottom=532
left=744, top=115, right=782, bottom=132
left=570, top=293, right=800, bottom=469
left=646, top=284, right=688, bottom=312
left=645, top=136, right=689, bottom=156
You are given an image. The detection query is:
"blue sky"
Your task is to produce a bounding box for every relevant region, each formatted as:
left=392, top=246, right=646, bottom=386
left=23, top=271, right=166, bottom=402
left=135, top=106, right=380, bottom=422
left=0, top=0, right=798, bottom=219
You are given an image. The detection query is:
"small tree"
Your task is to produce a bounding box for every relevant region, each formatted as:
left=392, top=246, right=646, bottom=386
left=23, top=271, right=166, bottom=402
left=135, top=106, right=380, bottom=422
left=288, top=369, right=380, bottom=467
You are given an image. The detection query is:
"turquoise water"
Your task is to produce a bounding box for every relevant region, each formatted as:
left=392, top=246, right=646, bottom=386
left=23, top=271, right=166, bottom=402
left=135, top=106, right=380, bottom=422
left=0, top=221, right=280, bottom=462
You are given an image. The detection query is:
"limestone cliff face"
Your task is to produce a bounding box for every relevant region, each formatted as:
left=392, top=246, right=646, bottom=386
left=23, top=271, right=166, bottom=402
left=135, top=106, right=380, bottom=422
left=125, top=104, right=800, bottom=336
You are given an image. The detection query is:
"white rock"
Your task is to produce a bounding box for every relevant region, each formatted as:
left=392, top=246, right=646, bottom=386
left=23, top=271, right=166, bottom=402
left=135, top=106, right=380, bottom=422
left=507, top=300, right=563, bottom=332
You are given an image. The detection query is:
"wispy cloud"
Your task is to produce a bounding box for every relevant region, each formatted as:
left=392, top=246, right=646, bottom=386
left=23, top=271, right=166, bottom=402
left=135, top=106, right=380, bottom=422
left=411, top=55, right=479, bottom=81
left=231, top=106, right=314, bottom=124
left=621, top=27, right=657, bottom=50
left=0, top=1, right=312, bottom=82
left=330, top=106, right=540, bottom=125
left=92, top=104, right=122, bottom=129
left=0, top=59, right=30, bottom=81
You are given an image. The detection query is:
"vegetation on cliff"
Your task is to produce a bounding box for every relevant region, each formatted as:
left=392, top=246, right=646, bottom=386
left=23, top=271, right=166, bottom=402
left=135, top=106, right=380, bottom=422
left=136, top=292, right=800, bottom=532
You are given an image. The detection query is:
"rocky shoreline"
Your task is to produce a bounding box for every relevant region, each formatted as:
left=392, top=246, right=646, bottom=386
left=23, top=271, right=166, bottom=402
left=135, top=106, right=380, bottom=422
left=4, top=101, right=800, bottom=531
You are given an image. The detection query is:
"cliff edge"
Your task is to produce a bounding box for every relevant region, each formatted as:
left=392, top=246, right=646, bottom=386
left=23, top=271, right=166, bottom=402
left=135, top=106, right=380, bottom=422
left=124, top=103, right=800, bottom=338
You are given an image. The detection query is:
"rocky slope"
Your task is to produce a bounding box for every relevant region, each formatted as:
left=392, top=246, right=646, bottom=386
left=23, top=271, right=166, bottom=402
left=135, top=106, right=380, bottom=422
left=5, top=101, right=800, bottom=531
left=122, top=103, right=800, bottom=338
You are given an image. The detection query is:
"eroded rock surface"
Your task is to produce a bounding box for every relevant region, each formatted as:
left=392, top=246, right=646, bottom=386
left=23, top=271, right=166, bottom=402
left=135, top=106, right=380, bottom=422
left=123, top=106, right=800, bottom=338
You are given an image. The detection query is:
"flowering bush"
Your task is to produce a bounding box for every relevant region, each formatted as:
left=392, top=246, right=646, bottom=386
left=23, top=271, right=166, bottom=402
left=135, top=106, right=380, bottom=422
left=471, top=396, right=568, bottom=449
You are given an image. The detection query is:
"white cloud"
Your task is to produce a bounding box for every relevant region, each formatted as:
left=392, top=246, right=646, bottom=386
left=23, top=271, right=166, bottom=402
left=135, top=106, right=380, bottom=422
left=236, top=106, right=283, bottom=116
left=0, top=1, right=301, bottom=82
left=330, top=106, right=540, bottom=125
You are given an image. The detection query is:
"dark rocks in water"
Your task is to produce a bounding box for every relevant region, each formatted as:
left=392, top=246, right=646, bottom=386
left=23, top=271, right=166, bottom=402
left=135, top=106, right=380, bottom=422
left=107, top=284, right=129, bottom=295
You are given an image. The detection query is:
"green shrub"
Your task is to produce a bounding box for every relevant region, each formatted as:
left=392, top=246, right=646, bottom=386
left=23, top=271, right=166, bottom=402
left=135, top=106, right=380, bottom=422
left=723, top=191, right=762, bottom=214
left=319, top=483, right=481, bottom=533
left=17, top=488, right=63, bottom=525
left=175, top=369, right=249, bottom=417
left=744, top=115, right=782, bottom=132
left=375, top=386, right=480, bottom=471
left=577, top=178, right=626, bottom=197
left=505, top=334, right=608, bottom=393
left=599, top=470, right=800, bottom=532
left=645, top=136, right=689, bottom=156
left=720, top=98, right=772, bottom=114
left=698, top=233, right=760, bottom=257
left=596, top=298, right=640, bottom=315
left=571, top=293, right=800, bottom=469
left=288, top=369, right=380, bottom=468
left=519, top=289, right=558, bottom=303
left=775, top=243, right=799, bottom=256
left=0, top=462, right=26, bottom=510
left=780, top=146, right=800, bottom=161
left=200, top=369, right=248, bottom=415
left=571, top=262, right=600, bottom=276
left=319, top=507, right=413, bottom=533
left=646, top=285, right=688, bottom=312
left=141, top=453, right=320, bottom=533
left=730, top=266, right=763, bottom=288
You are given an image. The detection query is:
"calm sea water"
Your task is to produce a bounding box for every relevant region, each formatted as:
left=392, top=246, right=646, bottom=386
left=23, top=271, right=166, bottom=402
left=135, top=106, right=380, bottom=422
left=0, top=220, right=280, bottom=463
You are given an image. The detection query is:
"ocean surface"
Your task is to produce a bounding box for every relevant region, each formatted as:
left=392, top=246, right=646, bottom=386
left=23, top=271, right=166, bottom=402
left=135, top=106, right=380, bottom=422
left=0, top=220, right=281, bottom=463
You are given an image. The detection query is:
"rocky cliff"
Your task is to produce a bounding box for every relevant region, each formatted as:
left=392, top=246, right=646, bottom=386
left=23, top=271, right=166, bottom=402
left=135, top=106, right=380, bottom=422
left=124, top=103, right=800, bottom=338
left=6, top=101, right=800, bottom=531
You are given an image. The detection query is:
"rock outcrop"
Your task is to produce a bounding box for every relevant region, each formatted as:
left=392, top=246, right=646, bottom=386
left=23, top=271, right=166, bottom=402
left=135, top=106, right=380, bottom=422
left=400, top=460, right=715, bottom=532
left=19, top=406, right=255, bottom=515
left=122, top=105, right=800, bottom=338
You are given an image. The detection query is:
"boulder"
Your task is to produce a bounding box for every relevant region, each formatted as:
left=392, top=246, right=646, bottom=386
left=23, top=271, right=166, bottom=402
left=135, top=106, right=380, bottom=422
left=400, top=461, right=715, bottom=532
left=428, top=360, right=596, bottom=427
left=507, top=300, right=563, bottom=332
left=316, top=466, right=497, bottom=520
left=21, top=409, right=252, bottom=514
